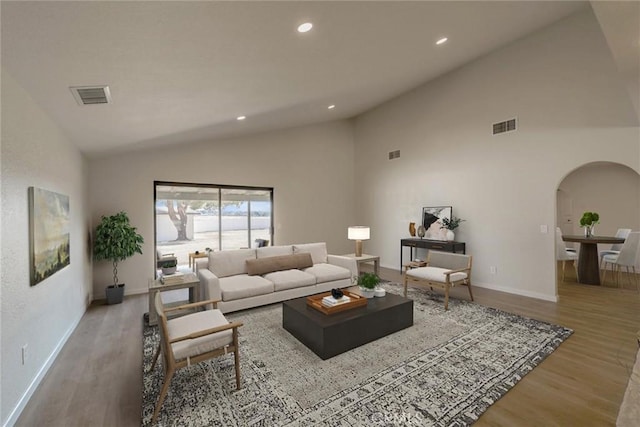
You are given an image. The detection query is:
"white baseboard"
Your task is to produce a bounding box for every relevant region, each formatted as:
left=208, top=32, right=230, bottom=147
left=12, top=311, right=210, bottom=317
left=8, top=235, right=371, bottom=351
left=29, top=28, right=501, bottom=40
left=3, top=311, right=84, bottom=427
left=470, top=281, right=558, bottom=303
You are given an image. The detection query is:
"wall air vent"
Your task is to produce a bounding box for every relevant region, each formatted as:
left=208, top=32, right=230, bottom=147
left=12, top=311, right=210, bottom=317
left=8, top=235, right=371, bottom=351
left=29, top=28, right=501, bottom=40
left=69, top=85, right=112, bottom=105
left=492, top=117, right=517, bottom=135
left=388, top=150, right=400, bottom=160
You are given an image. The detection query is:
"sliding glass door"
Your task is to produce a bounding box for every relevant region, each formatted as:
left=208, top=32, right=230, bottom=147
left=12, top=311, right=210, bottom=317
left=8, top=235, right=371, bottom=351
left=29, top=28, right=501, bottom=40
left=155, top=182, right=273, bottom=268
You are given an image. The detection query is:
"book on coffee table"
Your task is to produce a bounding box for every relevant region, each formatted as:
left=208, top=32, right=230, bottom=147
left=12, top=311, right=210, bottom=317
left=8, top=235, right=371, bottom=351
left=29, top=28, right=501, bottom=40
left=307, top=291, right=367, bottom=314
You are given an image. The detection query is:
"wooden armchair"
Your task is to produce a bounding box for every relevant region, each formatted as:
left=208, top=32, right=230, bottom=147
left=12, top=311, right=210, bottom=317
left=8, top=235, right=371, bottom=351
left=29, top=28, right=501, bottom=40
left=150, top=292, right=243, bottom=423
left=403, top=250, right=473, bottom=310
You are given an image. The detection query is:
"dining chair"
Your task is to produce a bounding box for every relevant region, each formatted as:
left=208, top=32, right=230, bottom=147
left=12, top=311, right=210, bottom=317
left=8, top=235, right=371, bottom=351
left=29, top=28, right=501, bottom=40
left=556, top=227, right=578, bottom=282
left=599, top=228, right=632, bottom=268
left=601, top=231, right=640, bottom=290
left=149, top=292, right=243, bottom=423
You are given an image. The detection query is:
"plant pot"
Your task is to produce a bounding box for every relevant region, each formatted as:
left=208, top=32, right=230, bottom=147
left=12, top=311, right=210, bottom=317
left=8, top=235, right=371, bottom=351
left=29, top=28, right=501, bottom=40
left=359, top=287, right=376, bottom=299
left=162, top=266, right=177, bottom=275
left=105, top=284, right=125, bottom=305
left=446, top=230, right=455, bottom=241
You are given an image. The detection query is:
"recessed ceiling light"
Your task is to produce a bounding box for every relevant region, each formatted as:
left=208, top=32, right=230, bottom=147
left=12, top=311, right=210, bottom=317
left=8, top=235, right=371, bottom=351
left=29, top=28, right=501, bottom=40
left=237, top=116, right=246, bottom=121
left=436, top=37, right=448, bottom=45
left=328, top=105, right=335, bottom=110
left=298, top=22, right=313, bottom=33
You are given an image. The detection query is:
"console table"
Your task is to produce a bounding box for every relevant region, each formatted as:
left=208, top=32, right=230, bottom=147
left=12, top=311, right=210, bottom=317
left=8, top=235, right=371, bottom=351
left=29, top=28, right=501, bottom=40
left=400, top=238, right=466, bottom=272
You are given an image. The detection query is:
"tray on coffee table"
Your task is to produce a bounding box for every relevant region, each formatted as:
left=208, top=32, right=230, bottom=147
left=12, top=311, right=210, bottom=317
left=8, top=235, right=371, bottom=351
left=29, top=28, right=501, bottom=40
left=306, top=290, right=367, bottom=315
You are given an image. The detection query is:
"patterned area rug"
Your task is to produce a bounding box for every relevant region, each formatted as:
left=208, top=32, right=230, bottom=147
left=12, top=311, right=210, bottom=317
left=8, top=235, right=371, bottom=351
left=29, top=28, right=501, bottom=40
left=142, top=283, right=572, bottom=426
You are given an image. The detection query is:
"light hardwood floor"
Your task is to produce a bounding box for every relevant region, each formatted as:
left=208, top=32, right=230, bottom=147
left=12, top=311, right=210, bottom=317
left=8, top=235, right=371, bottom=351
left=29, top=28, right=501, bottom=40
left=16, top=263, right=640, bottom=426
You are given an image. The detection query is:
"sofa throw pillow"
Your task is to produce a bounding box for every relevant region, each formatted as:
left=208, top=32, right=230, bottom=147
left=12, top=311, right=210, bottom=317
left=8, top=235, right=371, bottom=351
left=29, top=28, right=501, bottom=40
left=246, top=253, right=313, bottom=276
left=293, top=242, right=328, bottom=265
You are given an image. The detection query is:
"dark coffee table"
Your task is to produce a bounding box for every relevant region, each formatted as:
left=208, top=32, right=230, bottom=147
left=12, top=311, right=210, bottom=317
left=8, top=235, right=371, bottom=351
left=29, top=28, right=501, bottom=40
left=282, top=291, right=413, bottom=360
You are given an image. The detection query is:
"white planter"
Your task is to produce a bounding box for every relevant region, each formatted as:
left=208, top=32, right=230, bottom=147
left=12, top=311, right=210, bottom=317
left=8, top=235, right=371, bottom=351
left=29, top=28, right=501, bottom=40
left=359, top=287, right=376, bottom=299
left=446, top=230, right=455, bottom=241
left=374, top=287, right=386, bottom=297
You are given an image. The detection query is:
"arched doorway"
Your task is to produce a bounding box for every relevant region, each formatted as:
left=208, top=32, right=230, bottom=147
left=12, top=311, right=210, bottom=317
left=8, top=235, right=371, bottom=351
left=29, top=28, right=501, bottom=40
left=555, top=161, right=640, bottom=290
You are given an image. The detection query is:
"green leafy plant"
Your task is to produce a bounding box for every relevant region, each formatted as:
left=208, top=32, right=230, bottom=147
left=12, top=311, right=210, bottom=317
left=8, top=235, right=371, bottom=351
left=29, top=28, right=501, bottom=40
left=357, top=272, right=380, bottom=289
left=93, top=211, right=144, bottom=286
left=579, top=211, right=600, bottom=228
left=440, top=215, right=465, bottom=231
left=160, top=259, right=177, bottom=268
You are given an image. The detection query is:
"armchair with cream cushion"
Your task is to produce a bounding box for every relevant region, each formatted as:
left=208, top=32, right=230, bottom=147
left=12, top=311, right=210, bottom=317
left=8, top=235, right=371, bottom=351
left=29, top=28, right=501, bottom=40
left=403, top=250, right=473, bottom=310
left=149, top=292, right=242, bottom=423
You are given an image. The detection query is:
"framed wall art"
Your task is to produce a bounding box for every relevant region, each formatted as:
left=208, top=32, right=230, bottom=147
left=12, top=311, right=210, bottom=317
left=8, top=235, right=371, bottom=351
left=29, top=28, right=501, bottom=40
left=422, top=206, right=452, bottom=241
left=29, top=187, right=70, bottom=285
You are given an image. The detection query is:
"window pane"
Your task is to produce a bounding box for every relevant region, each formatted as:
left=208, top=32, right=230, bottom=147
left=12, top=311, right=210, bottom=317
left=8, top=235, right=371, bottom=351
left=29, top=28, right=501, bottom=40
left=155, top=183, right=273, bottom=272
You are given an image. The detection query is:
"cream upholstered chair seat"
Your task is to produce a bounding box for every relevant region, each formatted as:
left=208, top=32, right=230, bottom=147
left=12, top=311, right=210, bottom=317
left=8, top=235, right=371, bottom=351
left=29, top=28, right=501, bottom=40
left=167, top=309, right=234, bottom=361
left=407, top=266, right=468, bottom=283
left=403, top=250, right=473, bottom=310
left=150, top=292, right=242, bottom=424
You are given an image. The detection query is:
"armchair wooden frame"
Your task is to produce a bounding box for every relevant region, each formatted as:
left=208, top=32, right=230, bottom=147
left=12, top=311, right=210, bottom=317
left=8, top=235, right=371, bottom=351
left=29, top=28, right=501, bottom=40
left=150, top=293, right=243, bottom=424
left=403, top=250, right=473, bottom=310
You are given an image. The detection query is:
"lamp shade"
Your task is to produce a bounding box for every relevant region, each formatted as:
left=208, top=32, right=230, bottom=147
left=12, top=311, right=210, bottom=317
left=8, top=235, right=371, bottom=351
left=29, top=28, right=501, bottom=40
left=348, top=226, right=370, bottom=240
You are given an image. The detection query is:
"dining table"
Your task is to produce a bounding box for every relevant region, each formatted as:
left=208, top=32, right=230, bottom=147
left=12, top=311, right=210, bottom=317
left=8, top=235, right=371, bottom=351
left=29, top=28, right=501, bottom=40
left=561, top=235, right=626, bottom=285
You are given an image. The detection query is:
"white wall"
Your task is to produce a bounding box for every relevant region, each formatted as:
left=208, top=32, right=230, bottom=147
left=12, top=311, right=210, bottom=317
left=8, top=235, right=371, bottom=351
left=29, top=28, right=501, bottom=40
left=353, top=8, right=640, bottom=301
left=89, top=120, right=356, bottom=298
left=1, top=71, right=91, bottom=426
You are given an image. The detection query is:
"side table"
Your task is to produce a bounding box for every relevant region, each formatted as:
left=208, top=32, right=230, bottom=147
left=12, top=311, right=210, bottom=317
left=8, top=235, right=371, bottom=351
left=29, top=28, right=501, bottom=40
left=189, top=252, right=208, bottom=269
left=343, top=253, right=380, bottom=276
left=147, top=272, right=200, bottom=326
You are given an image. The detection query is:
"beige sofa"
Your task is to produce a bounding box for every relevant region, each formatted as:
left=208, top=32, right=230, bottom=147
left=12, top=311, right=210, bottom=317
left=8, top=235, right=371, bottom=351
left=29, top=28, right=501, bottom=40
left=196, top=242, right=357, bottom=313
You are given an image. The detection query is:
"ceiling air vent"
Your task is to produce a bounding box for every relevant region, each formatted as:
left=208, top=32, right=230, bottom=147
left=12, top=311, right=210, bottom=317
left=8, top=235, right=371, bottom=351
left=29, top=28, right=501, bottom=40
left=70, top=85, right=112, bottom=105
left=492, top=118, right=517, bottom=135
left=388, top=150, right=400, bottom=160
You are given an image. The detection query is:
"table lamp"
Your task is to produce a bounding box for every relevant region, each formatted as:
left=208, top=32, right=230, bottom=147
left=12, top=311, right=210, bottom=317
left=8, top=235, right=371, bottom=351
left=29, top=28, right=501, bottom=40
left=348, top=226, right=370, bottom=257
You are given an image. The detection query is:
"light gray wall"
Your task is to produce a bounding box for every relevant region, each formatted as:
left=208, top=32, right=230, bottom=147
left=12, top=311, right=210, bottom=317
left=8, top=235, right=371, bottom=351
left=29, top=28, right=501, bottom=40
left=1, top=71, right=91, bottom=426
left=353, top=8, right=640, bottom=301
left=89, top=120, right=356, bottom=298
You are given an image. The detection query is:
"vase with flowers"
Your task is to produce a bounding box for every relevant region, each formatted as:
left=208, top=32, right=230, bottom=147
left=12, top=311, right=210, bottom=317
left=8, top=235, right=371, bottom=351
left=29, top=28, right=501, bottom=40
left=579, top=211, right=599, bottom=237
left=440, top=215, right=465, bottom=241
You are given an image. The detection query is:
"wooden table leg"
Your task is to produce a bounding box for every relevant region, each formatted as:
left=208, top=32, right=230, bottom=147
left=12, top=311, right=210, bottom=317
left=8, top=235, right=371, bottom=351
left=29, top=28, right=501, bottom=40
left=578, top=242, right=601, bottom=285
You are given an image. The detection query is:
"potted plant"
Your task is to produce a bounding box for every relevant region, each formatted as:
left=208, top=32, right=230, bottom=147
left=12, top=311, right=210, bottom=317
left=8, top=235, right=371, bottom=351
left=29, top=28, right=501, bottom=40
left=93, top=211, right=144, bottom=304
left=579, top=211, right=599, bottom=237
left=441, top=215, right=465, bottom=241
left=358, top=272, right=380, bottom=299
left=161, top=258, right=177, bottom=276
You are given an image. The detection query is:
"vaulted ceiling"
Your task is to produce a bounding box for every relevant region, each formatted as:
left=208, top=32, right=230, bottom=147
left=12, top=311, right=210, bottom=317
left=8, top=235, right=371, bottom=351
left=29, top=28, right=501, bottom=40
left=2, top=1, right=637, bottom=158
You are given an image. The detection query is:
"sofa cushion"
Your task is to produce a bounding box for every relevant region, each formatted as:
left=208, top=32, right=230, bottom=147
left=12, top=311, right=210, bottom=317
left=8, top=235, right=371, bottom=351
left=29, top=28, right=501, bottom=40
left=256, top=245, right=293, bottom=259
left=293, top=242, right=328, bottom=264
left=407, top=266, right=467, bottom=283
left=219, top=274, right=274, bottom=301
left=209, top=249, right=256, bottom=278
left=246, top=253, right=313, bottom=276
left=263, top=269, right=317, bottom=291
left=303, top=263, right=351, bottom=283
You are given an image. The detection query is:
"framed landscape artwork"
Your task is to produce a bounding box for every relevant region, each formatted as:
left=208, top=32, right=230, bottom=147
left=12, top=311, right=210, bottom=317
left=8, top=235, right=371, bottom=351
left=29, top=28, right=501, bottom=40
left=422, top=206, right=452, bottom=241
left=29, top=187, right=70, bottom=286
